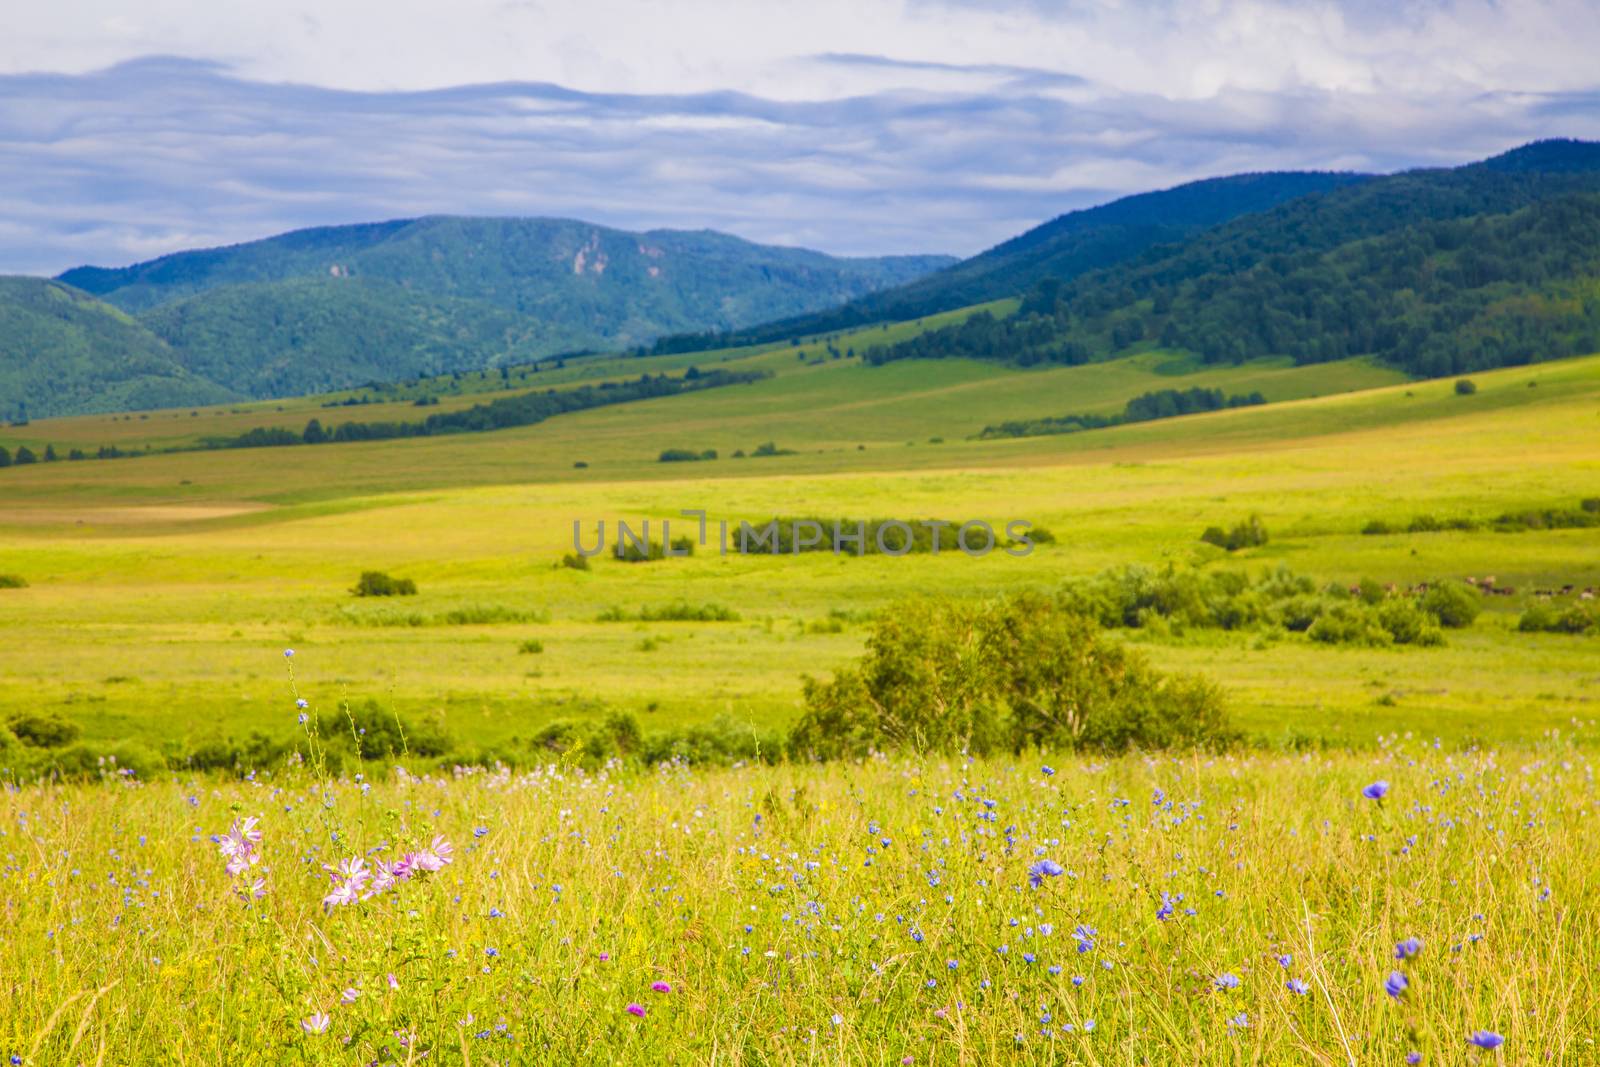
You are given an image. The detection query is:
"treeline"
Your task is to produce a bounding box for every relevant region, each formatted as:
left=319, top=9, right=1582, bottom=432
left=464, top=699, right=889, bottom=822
left=204, top=368, right=769, bottom=451
left=979, top=386, right=1266, bottom=439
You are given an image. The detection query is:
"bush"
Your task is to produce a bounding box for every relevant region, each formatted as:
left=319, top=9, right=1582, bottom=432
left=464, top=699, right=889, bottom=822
left=317, top=700, right=452, bottom=763
left=1454, top=378, right=1478, bottom=395
left=34, top=741, right=164, bottom=780
left=6, top=712, right=80, bottom=747
left=0, top=574, right=26, bottom=588
left=518, top=639, right=544, bottom=654
left=1200, top=514, right=1268, bottom=551
left=352, top=570, right=418, bottom=597
left=1307, top=603, right=1392, bottom=647
left=559, top=552, right=591, bottom=571
left=789, top=593, right=1233, bottom=758
left=1518, top=604, right=1597, bottom=635
left=1376, top=600, right=1446, bottom=646
left=1583, top=497, right=1600, bottom=514
left=1419, top=581, right=1481, bottom=628
left=1360, top=520, right=1393, bottom=535
left=616, top=536, right=694, bottom=562
left=658, top=448, right=716, bottom=462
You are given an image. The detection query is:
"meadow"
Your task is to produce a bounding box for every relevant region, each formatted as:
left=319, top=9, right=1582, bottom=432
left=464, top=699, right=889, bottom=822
left=2, top=742, right=1593, bottom=1063
left=1, top=326, right=1598, bottom=1063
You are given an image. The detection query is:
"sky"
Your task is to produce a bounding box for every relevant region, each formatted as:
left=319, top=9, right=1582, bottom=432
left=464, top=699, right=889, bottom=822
left=3, top=0, right=1599, bottom=275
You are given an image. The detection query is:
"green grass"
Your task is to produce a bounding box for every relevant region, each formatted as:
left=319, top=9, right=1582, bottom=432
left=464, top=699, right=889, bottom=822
left=0, top=352, right=1595, bottom=756
left=1, top=747, right=1593, bottom=1062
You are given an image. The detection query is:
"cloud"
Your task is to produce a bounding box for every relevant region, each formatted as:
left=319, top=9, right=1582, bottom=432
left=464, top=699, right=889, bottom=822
left=1, top=2, right=1599, bottom=274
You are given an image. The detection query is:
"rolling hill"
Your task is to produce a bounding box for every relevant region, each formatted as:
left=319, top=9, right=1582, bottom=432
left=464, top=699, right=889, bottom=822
left=867, top=139, right=1600, bottom=377
left=4, top=219, right=955, bottom=419
left=0, top=277, right=239, bottom=421
left=646, top=170, right=1373, bottom=353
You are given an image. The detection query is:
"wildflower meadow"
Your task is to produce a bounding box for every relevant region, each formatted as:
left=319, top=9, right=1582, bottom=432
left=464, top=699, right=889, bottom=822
left=3, top=697, right=1594, bottom=1063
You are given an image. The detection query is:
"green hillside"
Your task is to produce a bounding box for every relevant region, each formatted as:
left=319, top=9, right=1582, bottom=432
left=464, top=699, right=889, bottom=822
left=871, top=139, right=1600, bottom=378
left=646, top=170, right=1371, bottom=353
left=34, top=217, right=954, bottom=414
left=0, top=277, right=238, bottom=422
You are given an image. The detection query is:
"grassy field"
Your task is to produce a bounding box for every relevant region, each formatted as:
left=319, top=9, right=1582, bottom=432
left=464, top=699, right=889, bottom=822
left=0, top=350, right=1595, bottom=758
left=2, top=747, right=1593, bottom=1063
left=2, top=325, right=1599, bottom=1064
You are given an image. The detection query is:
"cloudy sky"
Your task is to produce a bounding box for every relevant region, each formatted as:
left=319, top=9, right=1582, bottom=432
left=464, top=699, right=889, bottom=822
left=3, top=0, right=1599, bottom=274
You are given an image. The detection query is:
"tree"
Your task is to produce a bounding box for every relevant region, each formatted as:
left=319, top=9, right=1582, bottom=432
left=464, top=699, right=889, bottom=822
left=302, top=418, right=327, bottom=444
left=14, top=446, right=36, bottom=464
left=43, top=445, right=57, bottom=461
left=0, top=446, right=10, bottom=468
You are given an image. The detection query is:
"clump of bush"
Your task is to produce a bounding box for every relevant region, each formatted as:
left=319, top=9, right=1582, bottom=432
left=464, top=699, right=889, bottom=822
left=1455, top=378, right=1478, bottom=395
left=6, top=711, right=81, bottom=747
left=518, top=639, right=544, bottom=654
left=0, top=574, right=27, bottom=589
left=789, top=593, right=1235, bottom=759
left=616, top=536, right=695, bottom=562
left=598, top=601, right=740, bottom=623
left=1200, top=515, right=1269, bottom=552
left=1519, top=603, right=1598, bottom=635
left=352, top=570, right=417, bottom=597
left=559, top=552, right=591, bottom=571
left=1057, top=563, right=1464, bottom=646
left=659, top=448, right=717, bottom=462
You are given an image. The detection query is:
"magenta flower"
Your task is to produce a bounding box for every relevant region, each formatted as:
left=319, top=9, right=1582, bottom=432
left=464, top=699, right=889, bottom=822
left=651, top=981, right=672, bottom=994
left=625, top=1003, right=646, bottom=1018
left=387, top=973, right=400, bottom=991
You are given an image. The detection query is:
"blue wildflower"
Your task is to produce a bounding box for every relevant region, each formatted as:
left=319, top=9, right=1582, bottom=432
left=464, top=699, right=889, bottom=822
left=1028, top=859, right=1064, bottom=888
left=1395, top=937, right=1423, bottom=960
left=1467, top=1031, right=1503, bottom=1050
left=1385, top=971, right=1408, bottom=998
left=1362, top=781, right=1390, bottom=801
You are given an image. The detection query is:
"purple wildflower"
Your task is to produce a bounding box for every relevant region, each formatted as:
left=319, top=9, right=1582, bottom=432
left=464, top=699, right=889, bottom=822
left=1028, top=859, right=1064, bottom=888
left=1385, top=971, right=1408, bottom=998
left=301, top=1013, right=330, bottom=1034
left=651, top=981, right=671, bottom=994
left=625, top=1003, right=646, bottom=1018
left=1395, top=937, right=1423, bottom=960
left=1362, top=781, right=1390, bottom=801
left=1467, top=1031, right=1503, bottom=1050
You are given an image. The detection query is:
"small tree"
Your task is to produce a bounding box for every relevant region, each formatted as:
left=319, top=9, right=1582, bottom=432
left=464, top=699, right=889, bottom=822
left=1454, top=378, right=1477, bottom=395
left=14, top=446, right=36, bottom=465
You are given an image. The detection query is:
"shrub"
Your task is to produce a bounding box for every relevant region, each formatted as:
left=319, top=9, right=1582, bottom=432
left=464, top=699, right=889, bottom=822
left=352, top=570, right=418, bottom=597
left=1376, top=600, right=1445, bottom=646
left=616, top=536, right=694, bottom=562
left=1454, top=378, right=1478, bottom=395
left=1200, top=514, right=1268, bottom=551
left=35, top=742, right=164, bottom=780
left=1518, top=604, right=1597, bottom=635
left=6, top=712, right=80, bottom=748
left=790, top=593, right=1232, bottom=758
left=322, top=700, right=452, bottom=761
left=1419, top=581, right=1481, bottom=628
left=1307, top=603, right=1392, bottom=646
left=1583, top=497, right=1600, bottom=514
left=559, top=552, right=591, bottom=571
left=1361, top=519, right=1394, bottom=535
left=518, top=639, right=544, bottom=654
left=658, top=448, right=716, bottom=462
left=0, top=574, right=27, bottom=588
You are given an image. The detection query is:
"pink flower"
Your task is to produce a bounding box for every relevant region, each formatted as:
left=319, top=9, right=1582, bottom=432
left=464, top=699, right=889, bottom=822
left=598, top=952, right=611, bottom=961
left=301, top=1012, right=330, bottom=1034
left=430, top=836, right=455, bottom=865
left=340, top=988, right=360, bottom=1005
left=391, top=853, right=418, bottom=880
left=320, top=857, right=370, bottom=912
left=625, top=1003, right=646, bottom=1018
left=387, top=973, right=400, bottom=991
left=362, top=861, right=397, bottom=900
left=651, top=981, right=672, bottom=994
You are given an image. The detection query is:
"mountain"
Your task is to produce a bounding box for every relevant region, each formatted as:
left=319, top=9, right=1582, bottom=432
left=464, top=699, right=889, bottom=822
left=647, top=171, right=1373, bottom=353
left=864, top=139, right=1600, bottom=379
left=11, top=217, right=953, bottom=418
left=62, top=215, right=953, bottom=355
left=0, top=277, right=238, bottom=421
